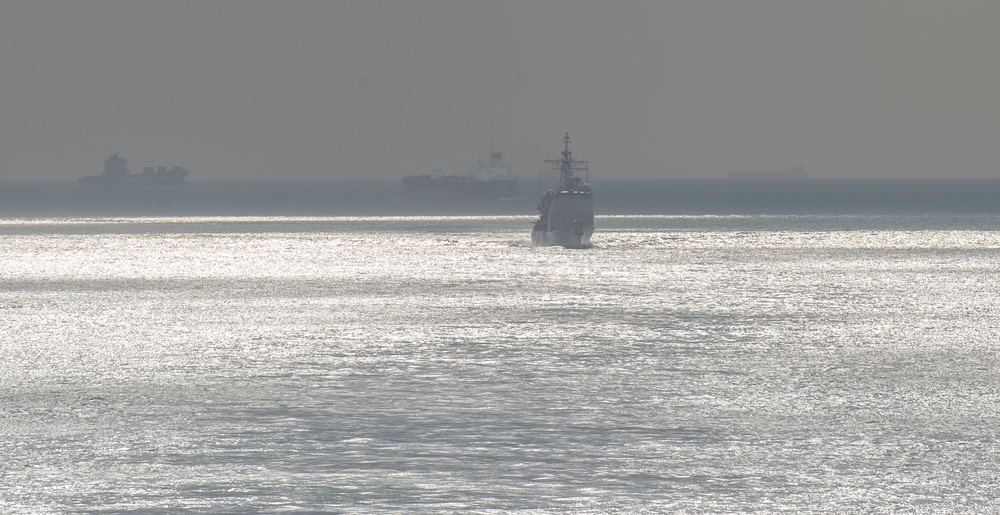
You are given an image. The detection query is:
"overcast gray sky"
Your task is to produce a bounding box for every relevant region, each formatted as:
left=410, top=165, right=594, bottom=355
left=2, top=1, right=999, bottom=181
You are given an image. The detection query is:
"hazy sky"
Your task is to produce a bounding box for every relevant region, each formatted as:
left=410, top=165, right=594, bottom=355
left=2, top=1, right=1000, bottom=181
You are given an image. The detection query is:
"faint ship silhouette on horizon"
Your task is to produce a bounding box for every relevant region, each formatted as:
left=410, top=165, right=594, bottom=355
left=79, top=153, right=188, bottom=187
left=729, top=165, right=809, bottom=180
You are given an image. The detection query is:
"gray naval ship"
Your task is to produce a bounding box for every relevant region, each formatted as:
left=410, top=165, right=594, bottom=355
left=79, top=153, right=188, bottom=186
left=531, top=132, right=594, bottom=248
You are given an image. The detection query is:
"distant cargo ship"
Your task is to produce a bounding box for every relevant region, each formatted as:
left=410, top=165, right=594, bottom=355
left=402, top=151, right=517, bottom=198
left=729, top=166, right=809, bottom=180
left=79, top=153, right=188, bottom=186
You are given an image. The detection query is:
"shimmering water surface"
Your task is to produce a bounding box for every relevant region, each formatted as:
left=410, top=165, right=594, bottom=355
left=3, top=182, right=1000, bottom=512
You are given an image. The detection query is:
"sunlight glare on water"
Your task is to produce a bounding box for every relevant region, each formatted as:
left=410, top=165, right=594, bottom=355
left=2, top=215, right=1000, bottom=511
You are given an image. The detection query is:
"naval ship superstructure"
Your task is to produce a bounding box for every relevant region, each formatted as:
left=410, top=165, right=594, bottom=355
left=532, top=132, right=594, bottom=248
left=79, top=153, right=188, bottom=186
left=402, top=150, right=517, bottom=198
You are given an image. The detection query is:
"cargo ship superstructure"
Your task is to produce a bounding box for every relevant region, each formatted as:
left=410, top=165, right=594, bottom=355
left=79, top=153, right=188, bottom=186
left=402, top=150, right=517, bottom=198
left=532, top=132, right=594, bottom=248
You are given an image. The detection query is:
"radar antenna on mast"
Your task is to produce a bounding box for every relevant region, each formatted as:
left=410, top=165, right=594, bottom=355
left=545, top=131, right=588, bottom=190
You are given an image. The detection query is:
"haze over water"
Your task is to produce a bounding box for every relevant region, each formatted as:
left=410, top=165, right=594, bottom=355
left=5, top=2, right=1000, bottom=182
left=3, top=180, right=1000, bottom=511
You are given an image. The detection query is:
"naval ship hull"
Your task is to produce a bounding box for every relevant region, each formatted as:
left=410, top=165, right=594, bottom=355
left=531, top=192, right=594, bottom=248
left=531, top=225, right=594, bottom=248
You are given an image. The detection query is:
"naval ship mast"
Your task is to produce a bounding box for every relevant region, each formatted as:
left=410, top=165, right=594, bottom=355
left=546, top=132, right=588, bottom=191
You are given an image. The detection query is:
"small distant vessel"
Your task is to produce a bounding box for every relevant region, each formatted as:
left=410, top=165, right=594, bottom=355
left=729, top=166, right=809, bottom=180
left=402, top=150, right=517, bottom=198
left=79, top=153, right=188, bottom=186
left=532, top=132, right=594, bottom=248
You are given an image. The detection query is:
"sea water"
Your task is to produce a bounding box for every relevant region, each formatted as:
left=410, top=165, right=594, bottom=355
left=2, top=181, right=1000, bottom=512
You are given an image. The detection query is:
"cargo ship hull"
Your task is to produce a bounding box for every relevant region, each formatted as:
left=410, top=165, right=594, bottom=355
left=402, top=176, right=517, bottom=198
left=79, top=173, right=187, bottom=187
